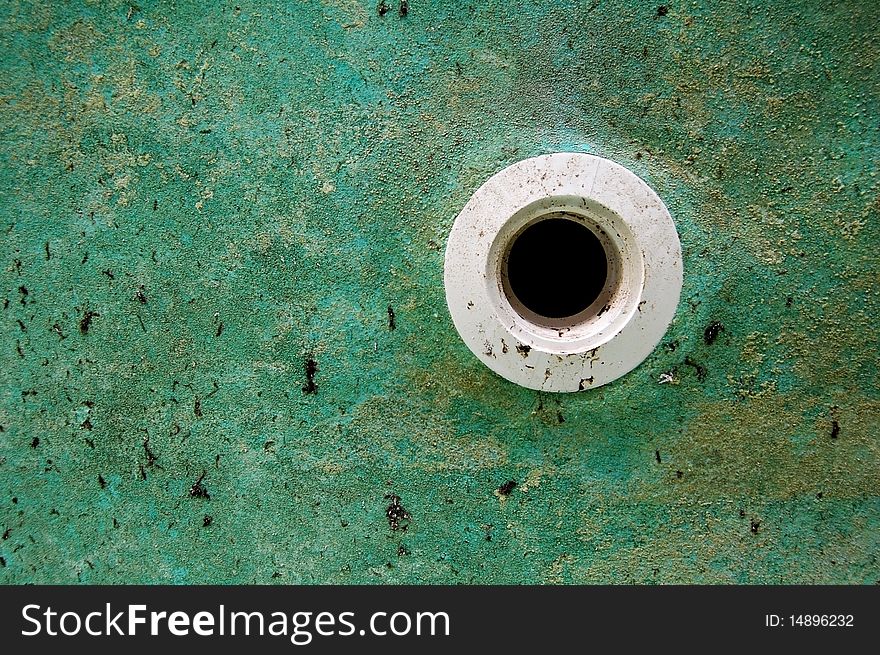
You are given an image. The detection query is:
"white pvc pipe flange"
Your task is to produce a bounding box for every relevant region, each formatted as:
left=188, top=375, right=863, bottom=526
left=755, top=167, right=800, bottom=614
left=444, top=153, right=682, bottom=392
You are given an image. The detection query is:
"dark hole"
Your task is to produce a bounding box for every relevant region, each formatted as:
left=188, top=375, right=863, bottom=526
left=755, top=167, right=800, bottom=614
left=505, top=217, right=607, bottom=320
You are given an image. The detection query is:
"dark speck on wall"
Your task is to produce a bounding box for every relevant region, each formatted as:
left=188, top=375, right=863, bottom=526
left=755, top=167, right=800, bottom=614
left=497, top=480, right=517, bottom=496
left=189, top=471, right=210, bottom=499
left=703, top=320, right=724, bottom=345
left=387, top=305, right=396, bottom=331
left=79, top=307, right=99, bottom=335
left=684, top=356, right=707, bottom=381
left=302, top=356, right=318, bottom=395
left=143, top=437, right=159, bottom=468
left=385, top=493, right=411, bottom=531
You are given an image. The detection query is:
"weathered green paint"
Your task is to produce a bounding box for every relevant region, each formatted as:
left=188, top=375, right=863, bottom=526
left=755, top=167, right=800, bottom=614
left=1, top=0, right=878, bottom=584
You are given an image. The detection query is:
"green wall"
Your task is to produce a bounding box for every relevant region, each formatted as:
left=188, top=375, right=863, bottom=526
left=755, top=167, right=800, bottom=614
left=1, top=0, right=877, bottom=583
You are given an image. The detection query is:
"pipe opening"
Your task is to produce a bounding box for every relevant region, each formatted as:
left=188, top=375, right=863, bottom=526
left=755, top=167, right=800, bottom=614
left=502, top=215, right=608, bottom=321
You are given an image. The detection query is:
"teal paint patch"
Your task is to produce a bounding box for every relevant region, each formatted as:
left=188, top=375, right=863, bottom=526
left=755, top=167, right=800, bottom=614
left=0, top=0, right=878, bottom=583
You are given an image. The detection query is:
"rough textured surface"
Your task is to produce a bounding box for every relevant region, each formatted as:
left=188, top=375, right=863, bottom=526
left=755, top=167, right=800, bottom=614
left=0, top=0, right=878, bottom=584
